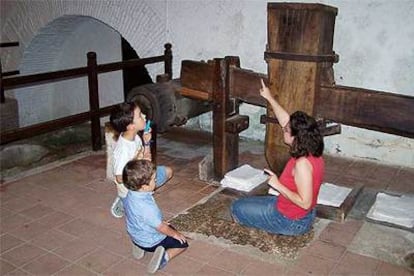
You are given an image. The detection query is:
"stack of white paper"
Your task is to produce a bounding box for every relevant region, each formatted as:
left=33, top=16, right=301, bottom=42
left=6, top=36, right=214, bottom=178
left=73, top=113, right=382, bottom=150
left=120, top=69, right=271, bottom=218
left=220, top=164, right=268, bottom=192
left=317, top=182, right=353, bottom=207
left=367, top=193, right=414, bottom=228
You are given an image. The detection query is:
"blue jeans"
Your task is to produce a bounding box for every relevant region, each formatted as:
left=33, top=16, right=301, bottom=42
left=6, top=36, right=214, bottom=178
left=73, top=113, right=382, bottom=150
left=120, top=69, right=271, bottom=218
left=230, top=196, right=315, bottom=236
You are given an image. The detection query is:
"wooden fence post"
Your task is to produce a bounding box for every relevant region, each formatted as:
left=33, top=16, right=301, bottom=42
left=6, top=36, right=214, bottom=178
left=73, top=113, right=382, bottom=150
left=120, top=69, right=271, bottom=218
left=87, top=52, right=102, bottom=151
left=0, top=59, right=5, bottom=103
left=164, top=43, right=172, bottom=80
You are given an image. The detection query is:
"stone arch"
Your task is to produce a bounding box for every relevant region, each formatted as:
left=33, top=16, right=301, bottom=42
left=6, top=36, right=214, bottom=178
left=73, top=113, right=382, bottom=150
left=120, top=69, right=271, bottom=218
left=1, top=0, right=166, bottom=126
left=1, top=0, right=165, bottom=71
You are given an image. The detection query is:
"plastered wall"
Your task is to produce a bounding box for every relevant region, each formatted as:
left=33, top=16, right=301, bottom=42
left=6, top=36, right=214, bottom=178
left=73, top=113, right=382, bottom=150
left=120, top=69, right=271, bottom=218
left=1, top=0, right=413, bottom=167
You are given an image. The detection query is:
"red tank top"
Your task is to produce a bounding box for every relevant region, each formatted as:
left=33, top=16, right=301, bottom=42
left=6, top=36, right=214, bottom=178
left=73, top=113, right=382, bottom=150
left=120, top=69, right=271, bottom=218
left=276, top=156, right=324, bottom=219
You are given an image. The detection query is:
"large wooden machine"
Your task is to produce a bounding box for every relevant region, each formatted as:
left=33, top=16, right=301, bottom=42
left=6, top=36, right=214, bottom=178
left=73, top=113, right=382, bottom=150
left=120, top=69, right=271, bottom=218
left=174, top=3, right=413, bottom=178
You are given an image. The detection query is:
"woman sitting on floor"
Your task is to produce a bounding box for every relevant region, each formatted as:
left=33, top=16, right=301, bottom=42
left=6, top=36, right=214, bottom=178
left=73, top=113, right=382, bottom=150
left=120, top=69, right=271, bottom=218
left=230, top=79, right=324, bottom=236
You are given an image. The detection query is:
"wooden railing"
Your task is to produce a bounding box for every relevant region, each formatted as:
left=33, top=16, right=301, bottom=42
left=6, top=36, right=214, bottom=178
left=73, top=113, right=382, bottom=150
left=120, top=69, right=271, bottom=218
left=0, top=43, right=173, bottom=150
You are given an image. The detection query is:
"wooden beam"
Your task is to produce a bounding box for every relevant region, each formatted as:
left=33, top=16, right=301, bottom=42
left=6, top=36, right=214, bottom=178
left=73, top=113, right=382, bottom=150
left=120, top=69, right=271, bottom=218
left=229, top=67, right=267, bottom=107
left=179, top=87, right=211, bottom=101
left=316, top=85, right=414, bottom=138
left=0, top=105, right=116, bottom=144
left=180, top=60, right=214, bottom=93
left=179, top=59, right=414, bottom=138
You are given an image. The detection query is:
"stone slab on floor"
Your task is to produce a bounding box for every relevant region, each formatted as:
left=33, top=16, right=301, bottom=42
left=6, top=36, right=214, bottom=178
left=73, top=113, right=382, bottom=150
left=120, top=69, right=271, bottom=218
left=348, top=221, right=414, bottom=271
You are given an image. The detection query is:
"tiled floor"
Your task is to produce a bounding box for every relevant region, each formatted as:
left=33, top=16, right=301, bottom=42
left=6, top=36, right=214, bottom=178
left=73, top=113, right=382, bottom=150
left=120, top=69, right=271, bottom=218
left=1, top=128, right=413, bottom=275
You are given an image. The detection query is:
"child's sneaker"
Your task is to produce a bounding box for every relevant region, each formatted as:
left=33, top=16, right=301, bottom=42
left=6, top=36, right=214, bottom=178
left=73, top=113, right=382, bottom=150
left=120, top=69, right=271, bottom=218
left=147, top=246, right=166, bottom=274
left=132, top=244, right=145, bottom=259
left=110, top=197, right=124, bottom=218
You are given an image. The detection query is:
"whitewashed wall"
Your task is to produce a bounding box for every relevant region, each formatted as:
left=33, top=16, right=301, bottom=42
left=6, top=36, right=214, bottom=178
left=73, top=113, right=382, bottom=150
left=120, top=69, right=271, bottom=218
left=163, top=0, right=414, bottom=167
left=1, top=0, right=413, bottom=167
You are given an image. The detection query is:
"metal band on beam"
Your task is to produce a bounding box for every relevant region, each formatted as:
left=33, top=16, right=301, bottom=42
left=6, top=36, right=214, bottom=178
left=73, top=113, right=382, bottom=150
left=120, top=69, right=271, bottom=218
left=264, top=51, right=339, bottom=63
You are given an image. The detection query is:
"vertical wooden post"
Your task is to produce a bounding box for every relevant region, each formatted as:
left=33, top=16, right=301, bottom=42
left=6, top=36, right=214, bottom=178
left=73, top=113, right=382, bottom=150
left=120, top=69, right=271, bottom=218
left=224, top=56, right=241, bottom=172
left=212, top=58, right=226, bottom=179
left=265, top=3, right=337, bottom=172
left=212, top=56, right=242, bottom=179
left=164, top=43, right=172, bottom=80
left=87, top=52, right=102, bottom=151
left=0, top=59, right=5, bottom=103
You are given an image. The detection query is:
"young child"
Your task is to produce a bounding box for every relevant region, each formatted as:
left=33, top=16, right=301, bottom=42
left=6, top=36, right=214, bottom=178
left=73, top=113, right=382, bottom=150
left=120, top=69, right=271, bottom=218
left=122, top=159, right=188, bottom=274
left=109, top=102, right=173, bottom=218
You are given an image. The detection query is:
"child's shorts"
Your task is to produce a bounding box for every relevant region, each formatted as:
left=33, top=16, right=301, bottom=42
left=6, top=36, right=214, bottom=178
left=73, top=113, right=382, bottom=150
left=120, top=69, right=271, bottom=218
left=156, top=165, right=168, bottom=188
left=136, top=236, right=189, bottom=252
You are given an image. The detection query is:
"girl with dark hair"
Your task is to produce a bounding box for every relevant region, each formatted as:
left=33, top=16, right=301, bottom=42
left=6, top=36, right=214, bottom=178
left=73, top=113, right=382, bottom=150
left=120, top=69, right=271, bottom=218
left=230, top=80, right=325, bottom=236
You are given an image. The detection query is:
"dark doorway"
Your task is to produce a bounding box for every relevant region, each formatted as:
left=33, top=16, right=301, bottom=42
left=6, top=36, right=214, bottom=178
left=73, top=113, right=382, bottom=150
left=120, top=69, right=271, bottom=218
left=121, top=38, right=153, bottom=100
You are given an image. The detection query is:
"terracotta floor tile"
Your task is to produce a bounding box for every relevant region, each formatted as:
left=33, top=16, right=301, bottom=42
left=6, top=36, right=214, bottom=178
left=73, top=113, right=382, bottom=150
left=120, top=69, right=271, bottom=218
left=300, top=239, right=346, bottom=261
left=103, top=258, right=148, bottom=276
left=323, top=170, right=340, bottom=183
left=57, top=218, right=98, bottom=237
left=76, top=248, right=124, bottom=273
left=0, top=207, right=15, bottom=219
left=184, top=240, right=225, bottom=263
left=288, top=254, right=337, bottom=275
left=53, top=237, right=98, bottom=261
left=195, top=264, right=237, bottom=275
left=36, top=210, right=75, bottom=229
left=0, top=259, right=18, bottom=275
left=58, top=218, right=121, bottom=245
left=78, top=205, right=119, bottom=228
left=318, top=220, right=362, bottom=247
left=174, top=179, right=211, bottom=192
left=387, top=168, right=414, bottom=194
left=0, top=214, right=32, bottom=235
left=333, top=174, right=366, bottom=188
left=200, top=183, right=220, bottom=195
left=331, top=251, right=381, bottom=275
left=1, top=181, right=40, bottom=198
left=346, top=160, right=377, bottom=178
left=324, top=155, right=354, bottom=173
left=85, top=178, right=114, bottom=193
left=1, top=243, right=47, bottom=267
left=206, top=249, right=252, bottom=274
left=162, top=255, right=205, bottom=275
left=55, top=264, right=97, bottom=276
left=0, top=233, right=25, bottom=253
left=22, top=252, right=69, bottom=275
left=376, top=261, right=413, bottom=276
left=9, top=220, right=51, bottom=241
left=29, top=229, right=76, bottom=251
left=22, top=167, right=67, bottom=186
left=1, top=195, right=40, bottom=214
left=5, top=268, right=31, bottom=275
left=240, top=259, right=287, bottom=275
left=18, top=204, right=55, bottom=220
left=101, top=234, right=131, bottom=257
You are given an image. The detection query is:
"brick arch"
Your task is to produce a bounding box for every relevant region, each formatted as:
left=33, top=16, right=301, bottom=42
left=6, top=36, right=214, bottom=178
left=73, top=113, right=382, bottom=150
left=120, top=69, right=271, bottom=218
left=1, top=0, right=165, bottom=74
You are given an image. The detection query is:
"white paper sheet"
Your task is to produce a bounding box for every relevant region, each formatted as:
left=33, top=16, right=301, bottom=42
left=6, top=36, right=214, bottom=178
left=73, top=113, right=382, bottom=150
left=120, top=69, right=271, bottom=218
left=220, top=164, right=268, bottom=192
left=317, top=182, right=353, bottom=207
left=367, top=193, right=414, bottom=228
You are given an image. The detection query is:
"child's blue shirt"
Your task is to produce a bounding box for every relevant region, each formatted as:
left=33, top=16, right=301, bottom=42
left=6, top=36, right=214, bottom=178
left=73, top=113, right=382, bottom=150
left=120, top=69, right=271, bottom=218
left=121, top=190, right=166, bottom=248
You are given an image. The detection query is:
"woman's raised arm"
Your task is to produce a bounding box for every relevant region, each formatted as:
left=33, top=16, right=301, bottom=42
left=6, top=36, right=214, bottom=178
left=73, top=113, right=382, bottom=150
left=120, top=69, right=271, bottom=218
left=259, top=79, right=290, bottom=128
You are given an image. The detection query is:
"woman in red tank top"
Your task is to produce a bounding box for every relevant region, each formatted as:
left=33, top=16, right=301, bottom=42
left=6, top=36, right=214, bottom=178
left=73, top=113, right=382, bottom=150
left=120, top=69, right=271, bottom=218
left=231, top=79, right=324, bottom=236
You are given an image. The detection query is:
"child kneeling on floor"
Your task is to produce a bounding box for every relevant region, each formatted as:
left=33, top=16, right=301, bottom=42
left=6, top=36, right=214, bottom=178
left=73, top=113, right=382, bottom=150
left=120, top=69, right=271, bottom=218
left=122, top=159, right=188, bottom=274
